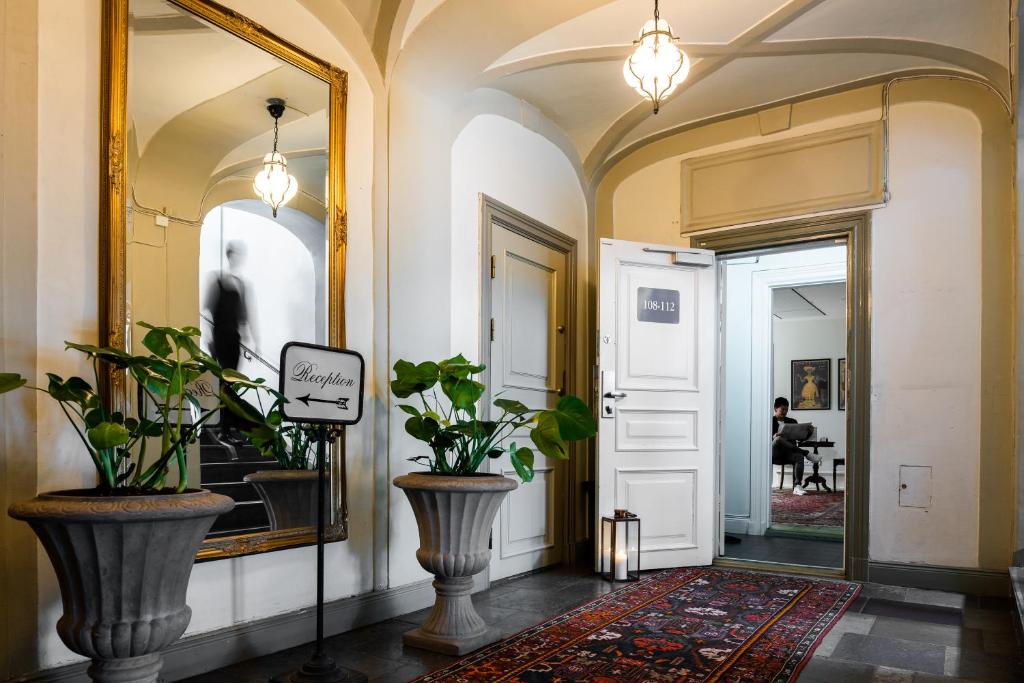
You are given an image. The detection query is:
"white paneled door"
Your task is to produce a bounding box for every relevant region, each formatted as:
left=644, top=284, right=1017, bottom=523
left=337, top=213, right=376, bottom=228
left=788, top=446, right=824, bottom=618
left=598, top=239, right=717, bottom=568
left=488, top=224, right=568, bottom=581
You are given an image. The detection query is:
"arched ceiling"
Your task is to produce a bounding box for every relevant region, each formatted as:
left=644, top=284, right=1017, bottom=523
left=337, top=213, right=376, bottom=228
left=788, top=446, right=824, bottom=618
left=363, top=0, right=1011, bottom=181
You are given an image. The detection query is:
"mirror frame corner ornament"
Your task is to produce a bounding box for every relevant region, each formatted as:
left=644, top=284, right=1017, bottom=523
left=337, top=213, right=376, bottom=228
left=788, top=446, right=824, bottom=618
left=99, top=0, right=349, bottom=561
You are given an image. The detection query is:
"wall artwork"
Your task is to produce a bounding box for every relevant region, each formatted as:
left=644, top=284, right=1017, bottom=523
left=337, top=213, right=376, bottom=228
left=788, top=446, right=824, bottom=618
left=838, top=358, right=847, bottom=411
left=791, top=358, right=830, bottom=410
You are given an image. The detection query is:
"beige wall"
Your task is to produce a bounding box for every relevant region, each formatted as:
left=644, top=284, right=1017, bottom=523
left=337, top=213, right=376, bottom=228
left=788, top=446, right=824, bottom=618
left=600, top=80, right=1016, bottom=571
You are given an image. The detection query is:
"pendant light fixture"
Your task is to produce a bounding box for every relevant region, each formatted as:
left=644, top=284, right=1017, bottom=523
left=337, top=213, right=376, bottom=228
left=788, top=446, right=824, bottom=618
left=253, top=98, right=298, bottom=217
left=622, top=0, right=689, bottom=114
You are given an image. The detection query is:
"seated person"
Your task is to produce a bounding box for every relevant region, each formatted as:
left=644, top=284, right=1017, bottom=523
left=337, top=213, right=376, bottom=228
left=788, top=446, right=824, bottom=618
left=772, top=397, right=821, bottom=496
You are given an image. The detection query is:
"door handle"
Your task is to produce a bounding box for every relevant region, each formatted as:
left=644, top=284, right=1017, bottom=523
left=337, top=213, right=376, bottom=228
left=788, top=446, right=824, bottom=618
left=604, top=391, right=627, bottom=399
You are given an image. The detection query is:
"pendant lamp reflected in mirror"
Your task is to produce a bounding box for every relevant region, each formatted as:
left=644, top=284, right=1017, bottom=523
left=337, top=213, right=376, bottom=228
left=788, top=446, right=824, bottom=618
left=253, top=98, right=298, bottom=217
left=623, top=0, right=690, bottom=114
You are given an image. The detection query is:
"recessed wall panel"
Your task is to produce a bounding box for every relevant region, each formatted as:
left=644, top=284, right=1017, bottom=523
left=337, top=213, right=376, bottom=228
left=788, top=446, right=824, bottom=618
left=615, top=468, right=697, bottom=551
left=616, top=408, right=698, bottom=451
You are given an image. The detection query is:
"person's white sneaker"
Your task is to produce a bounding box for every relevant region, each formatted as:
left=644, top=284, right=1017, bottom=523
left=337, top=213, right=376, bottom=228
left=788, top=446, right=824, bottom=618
left=807, top=452, right=823, bottom=465
left=792, top=485, right=807, bottom=496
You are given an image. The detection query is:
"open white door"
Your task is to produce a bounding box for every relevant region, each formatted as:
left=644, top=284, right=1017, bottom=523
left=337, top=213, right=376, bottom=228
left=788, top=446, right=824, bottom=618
left=597, top=239, right=717, bottom=569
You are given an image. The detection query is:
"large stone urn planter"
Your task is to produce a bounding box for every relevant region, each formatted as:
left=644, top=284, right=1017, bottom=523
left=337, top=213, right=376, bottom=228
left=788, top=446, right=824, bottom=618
left=244, top=470, right=323, bottom=530
left=393, top=472, right=517, bottom=655
left=8, top=489, right=234, bottom=683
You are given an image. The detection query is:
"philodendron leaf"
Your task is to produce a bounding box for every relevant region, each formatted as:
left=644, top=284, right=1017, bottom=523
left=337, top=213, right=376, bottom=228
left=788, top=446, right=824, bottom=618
left=438, top=354, right=485, bottom=379
left=441, top=377, right=484, bottom=412
left=494, top=398, right=530, bottom=415
left=0, top=373, right=26, bottom=394
left=530, top=412, right=569, bottom=460
left=390, top=360, right=439, bottom=397
left=218, top=386, right=265, bottom=426
left=140, top=326, right=172, bottom=358
left=396, top=404, right=421, bottom=417
left=404, top=415, right=439, bottom=442
left=552, top=395, right=597, bottom=440
left=87, top=422, right=131, bottom=450
left=509, top=444, right=535, bottom=483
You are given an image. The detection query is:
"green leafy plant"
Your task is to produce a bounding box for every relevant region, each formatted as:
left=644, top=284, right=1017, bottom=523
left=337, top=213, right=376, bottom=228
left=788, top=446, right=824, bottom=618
left=0, top=322, right=279, bottom=494
left=390, top=354, right=596, bottom=482
left=242, top=402, right=317, bottom=470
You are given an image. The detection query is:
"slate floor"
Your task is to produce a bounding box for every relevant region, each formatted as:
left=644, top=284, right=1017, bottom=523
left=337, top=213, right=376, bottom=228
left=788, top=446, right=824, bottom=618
left=723, top=532, right=844, bottom=568
left=181, top=566, right=1022, bottom=682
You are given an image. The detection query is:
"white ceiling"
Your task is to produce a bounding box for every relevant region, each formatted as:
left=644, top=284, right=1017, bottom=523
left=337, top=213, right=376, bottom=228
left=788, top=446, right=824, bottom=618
left=387, top=0, right=1012, bottom=177
left=773, top=282, right=846, bottom=320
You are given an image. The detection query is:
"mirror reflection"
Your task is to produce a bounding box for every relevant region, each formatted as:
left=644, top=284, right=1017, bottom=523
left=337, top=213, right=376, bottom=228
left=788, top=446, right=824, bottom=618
left=127, top=0, right=330, bottom=540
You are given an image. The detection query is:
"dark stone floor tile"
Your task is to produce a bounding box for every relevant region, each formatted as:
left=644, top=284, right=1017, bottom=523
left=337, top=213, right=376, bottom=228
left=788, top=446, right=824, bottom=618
left=797, top=657, right=907, bottom=682
left=859, top=584, right=909, bottom=602
left=980, top=627, right=1020, bottom=657
left=869, top=616, right=983, bottom=649
left=830, top=633, right=946, bottom=675
left=962, top=607, right=1014, bottom=631
left=904, top=588, right=968, bottom=610
left=860, top=598, right=964, bottom=626
left=911, top=675, right=985, bottom=683
left=977, top=595, right=1013, bottom=611
left=849, top=595, right=869, bottom=613
left=945, top=647, right=1018, bottom=682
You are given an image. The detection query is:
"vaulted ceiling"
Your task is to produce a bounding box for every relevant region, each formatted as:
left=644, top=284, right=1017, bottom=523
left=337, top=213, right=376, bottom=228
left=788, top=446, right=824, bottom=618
left=350, top=0, right=1012, bottom=180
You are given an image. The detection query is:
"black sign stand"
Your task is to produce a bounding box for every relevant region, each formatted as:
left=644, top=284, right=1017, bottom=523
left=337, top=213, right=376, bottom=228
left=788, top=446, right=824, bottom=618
left=272, top=342, right=367, bottom=683
left=272, top=424, right=366, bottom=683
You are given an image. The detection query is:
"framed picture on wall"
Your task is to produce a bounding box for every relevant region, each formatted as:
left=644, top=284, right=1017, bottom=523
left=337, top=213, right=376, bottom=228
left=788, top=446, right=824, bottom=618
left=838, top=358, right=847, bottom=411
left=791, top=358, right=830, bottom=410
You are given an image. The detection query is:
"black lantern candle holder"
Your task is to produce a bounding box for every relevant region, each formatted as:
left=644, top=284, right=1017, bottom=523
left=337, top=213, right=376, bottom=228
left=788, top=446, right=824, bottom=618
left=600, top=509, right=640, bottom=582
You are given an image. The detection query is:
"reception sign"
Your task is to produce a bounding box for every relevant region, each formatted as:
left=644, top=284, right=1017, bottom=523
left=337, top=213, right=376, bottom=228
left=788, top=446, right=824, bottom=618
left=279, top=342, right=365, bottom=425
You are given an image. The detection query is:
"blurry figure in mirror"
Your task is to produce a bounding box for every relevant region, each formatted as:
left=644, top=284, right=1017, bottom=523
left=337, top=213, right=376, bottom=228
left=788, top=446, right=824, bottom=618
left=203, top=240, right=259, bottom=443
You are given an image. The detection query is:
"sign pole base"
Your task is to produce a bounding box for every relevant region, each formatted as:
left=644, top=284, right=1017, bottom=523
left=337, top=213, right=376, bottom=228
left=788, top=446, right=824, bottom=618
left=271, top=655, right=367, bottom=683
left=272, top=426, right=367, bottom=683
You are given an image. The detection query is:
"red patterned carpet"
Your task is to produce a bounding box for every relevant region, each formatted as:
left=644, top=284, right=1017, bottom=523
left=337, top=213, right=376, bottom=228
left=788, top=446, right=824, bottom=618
left=417, top=567, right=859, bottom=682
left=771, top=490, right=845, bottom=528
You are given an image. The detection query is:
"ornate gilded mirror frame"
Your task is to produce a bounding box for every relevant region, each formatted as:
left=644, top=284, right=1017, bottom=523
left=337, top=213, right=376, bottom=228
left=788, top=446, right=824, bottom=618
left=100, top=0, right=349, bottom=560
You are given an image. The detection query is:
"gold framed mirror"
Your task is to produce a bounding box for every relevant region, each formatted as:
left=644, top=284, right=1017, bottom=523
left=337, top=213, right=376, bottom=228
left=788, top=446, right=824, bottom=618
left=100, top=0, right=349, bottom=560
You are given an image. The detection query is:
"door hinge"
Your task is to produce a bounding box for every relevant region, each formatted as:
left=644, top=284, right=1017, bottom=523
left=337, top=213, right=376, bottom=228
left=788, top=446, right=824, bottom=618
left=490, top=255, right=496, bottom=279
left=490, top=318, right=495, bottom=342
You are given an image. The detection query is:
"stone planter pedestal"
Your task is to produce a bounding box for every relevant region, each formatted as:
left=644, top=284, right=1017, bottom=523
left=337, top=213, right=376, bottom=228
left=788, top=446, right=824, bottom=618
left=8, top=489, right=234, bottom=683
left=244, top=470, right=322, bottom=530
left=393, top=473, right=517, bottom=655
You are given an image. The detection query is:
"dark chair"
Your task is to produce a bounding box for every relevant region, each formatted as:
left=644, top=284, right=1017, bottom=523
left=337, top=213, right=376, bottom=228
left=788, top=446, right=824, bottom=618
left=777, top=463, right=791, bottom=490
left=833, top=458, right=846, bottom=491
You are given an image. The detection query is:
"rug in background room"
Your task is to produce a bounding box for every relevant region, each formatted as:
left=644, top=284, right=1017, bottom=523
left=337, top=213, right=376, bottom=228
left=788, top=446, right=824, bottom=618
left=771, top=489, right=845, bottom=528
left=416, top=566, right=859, bottom=683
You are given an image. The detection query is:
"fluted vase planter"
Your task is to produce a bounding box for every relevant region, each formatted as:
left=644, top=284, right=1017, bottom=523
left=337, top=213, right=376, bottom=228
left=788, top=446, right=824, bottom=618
left=393, top=472, right=517, bottom=655
left=8, top=489, right=234, bottom=683
left=244, top=470, right=323, bottom=530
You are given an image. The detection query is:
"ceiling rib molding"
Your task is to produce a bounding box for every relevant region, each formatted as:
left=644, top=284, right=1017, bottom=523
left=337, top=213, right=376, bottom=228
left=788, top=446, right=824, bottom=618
left=588, top=66, right=996, bottom=190
left=483, top=37, right=1003, bottom=88
left=582, top=0, right=830, bottom=177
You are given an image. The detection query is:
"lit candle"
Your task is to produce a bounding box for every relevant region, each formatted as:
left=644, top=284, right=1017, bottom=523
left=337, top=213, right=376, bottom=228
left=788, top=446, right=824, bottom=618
left=614, top=551, right=627, bottom=580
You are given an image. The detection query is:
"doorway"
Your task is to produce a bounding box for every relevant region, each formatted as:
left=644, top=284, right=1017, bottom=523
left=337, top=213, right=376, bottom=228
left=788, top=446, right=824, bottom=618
left=695, top=215, right=870, bottom=580
left=718, top=243, right=847, bottom=569
left=479, top=196, right=578, bottom=581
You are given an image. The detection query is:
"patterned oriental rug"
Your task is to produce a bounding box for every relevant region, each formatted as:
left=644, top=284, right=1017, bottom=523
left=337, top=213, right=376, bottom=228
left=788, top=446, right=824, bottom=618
left=417, top=567, right=859, bottom=683
left=771, top=489, right=845, bottom=528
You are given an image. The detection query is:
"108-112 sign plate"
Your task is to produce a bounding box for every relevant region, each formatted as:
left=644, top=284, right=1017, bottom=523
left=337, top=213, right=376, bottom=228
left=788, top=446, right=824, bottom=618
left=637, top=287, right=680, bottom=324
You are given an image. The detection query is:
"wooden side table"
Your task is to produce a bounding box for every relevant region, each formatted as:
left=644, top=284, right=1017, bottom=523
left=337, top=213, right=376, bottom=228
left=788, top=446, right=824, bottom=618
left=798, top=440, right=835, bottom=492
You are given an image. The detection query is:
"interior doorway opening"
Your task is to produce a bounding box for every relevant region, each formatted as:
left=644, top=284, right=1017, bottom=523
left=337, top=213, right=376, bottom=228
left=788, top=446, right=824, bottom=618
left=718, top=241, right=849, bottom=571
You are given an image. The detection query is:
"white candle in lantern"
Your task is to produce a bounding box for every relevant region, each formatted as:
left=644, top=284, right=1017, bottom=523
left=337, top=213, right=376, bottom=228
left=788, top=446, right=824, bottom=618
left=614, top=551, right=628, bottom=580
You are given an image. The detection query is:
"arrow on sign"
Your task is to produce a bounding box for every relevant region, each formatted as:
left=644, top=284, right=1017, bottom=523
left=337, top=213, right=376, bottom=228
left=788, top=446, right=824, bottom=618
left=296, top=394, right=350, bottom=410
